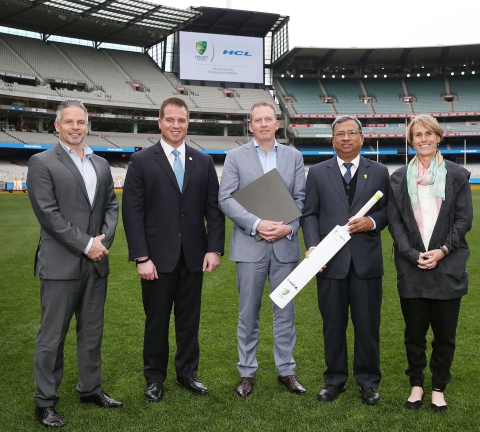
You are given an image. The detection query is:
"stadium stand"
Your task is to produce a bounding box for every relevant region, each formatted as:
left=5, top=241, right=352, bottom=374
left=321, top=79, right=372, bottom=115
left=405, top=77, right=449, bottom=114
left=188, top=136, right=244, bottom=151
left=449, top=75, right=480, bottom=112
left=105, top=49, right=179, bottom=106
left=362, top=78, right=410, bottom=114
left=0, top=34, right=91, bottom=84
left=277, top=78, right=333, bottom=114
left=4, top=131, right=58, bottom=145
left=54, top=42, right=153, bottom=106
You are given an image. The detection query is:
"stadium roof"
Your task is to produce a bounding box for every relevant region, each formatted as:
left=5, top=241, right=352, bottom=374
left=0, top=0, right=200, bottom=48
left=274, top=45, right=480, bottom=77
left=0, top=2, right=287, bottom=49
left=182, top=6, right=286, bottom=39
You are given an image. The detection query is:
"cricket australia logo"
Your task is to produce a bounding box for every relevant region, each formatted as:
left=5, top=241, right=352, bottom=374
left=282, top=288, right=290, bottom=296
left=196, top=41, right=207, bottom=55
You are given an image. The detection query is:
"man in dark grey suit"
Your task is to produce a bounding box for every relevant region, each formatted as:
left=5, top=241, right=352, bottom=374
left=301, top=115, right=389, bottom=405
left=219, top=102, right=306, bottom=397
left=27, top=99, right=121, bottom=428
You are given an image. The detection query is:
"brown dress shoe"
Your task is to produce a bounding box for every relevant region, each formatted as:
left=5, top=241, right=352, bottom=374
left=236, top=377, right=254, bottom=397
left=277, top=375, right=306, bottom=394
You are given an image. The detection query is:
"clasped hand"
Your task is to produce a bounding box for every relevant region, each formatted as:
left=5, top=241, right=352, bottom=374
left=257, top=220, right=291, bottom=242
left=86, top=234, right=108, bottom=262
left=417, top=249, right=444, bottom=270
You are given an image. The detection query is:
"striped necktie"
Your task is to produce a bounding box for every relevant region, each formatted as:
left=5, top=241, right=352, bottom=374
left=172, top=149, right=184, bottom=192
left=344, top=162, right=353, bottom=184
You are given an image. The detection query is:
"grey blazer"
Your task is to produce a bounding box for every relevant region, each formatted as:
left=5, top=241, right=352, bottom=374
left=27, top=143, right=118, bottom=280
left=218, top=140, right=305, bottom=263
left=388, top=160, right=472, bottom=299
left=301, top=156, right=390, bottom=280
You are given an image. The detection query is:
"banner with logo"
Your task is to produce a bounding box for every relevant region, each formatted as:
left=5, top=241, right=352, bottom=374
left=179, top=31, right=264, bottom=84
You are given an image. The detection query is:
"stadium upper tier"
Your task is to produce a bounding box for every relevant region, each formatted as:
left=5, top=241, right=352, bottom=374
left=0, top=34, right=277, bottom=113
left=275, top=76, right=480, bottom=116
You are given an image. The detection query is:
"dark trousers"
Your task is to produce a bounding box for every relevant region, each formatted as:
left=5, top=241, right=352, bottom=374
left=34, top=259, right=106, bottom=408
left=317, top=262, right=382, bottom=388
left=400, top=297, right=461, bottom=391
left=142, top=251, right=203, bottom=383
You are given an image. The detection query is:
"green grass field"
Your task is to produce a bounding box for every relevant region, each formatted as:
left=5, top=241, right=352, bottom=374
left=1, top=192, right=479, bottom=431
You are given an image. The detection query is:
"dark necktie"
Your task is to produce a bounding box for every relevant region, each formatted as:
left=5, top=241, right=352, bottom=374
left=344, top=162, right=353, bottom=184
left=172, top=149, right=184, bottom=192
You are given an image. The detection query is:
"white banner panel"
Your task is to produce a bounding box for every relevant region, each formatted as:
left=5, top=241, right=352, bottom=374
left=179, top=31, right=264, bottom=84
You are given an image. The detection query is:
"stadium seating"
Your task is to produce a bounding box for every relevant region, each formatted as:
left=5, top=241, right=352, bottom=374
left=449, top=75, right=480, bottom=112
left=321, top=79, right=372, bottom=115
left=404, top=77, right=449, bottom=114
left=5, top=130, right=58, bottom=145
left=277, top=78, right=334, bottom=114
left=362, top=78, right=410, bottom=114
left=0, top=34, right=91, bottom=84
left=54, top=42, right=153, bottom=106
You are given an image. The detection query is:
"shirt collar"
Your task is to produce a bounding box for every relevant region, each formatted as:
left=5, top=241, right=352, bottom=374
left=336, top=154, right=360, bottom=168
left=253, top=139, right=278, bottom=151
left=60, top=141, right=93, bottom=158
left=161, top=139, right=185, bottom=156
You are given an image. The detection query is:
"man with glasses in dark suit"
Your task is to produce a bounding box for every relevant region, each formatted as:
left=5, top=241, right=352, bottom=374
left=301, top=115, right=389, bottom=405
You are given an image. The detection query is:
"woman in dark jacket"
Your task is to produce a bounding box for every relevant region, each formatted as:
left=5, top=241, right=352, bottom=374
left=388, top=114, right=472, bottom=413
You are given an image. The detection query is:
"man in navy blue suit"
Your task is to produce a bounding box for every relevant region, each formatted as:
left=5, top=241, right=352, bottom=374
left=122, top=97, right=225, bottom=402
left=301, top=115, right=389, bottom=405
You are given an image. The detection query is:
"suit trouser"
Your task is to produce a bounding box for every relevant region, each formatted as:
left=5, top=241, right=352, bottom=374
left=317, top=262, right=382, bottom=388
left=34, top=259, right=106, bottom=408
left=236, top=245, right=297, bottom=377
left=400, top=296, right=461, bottom=391
left=142, top=251, right=203, bottom=383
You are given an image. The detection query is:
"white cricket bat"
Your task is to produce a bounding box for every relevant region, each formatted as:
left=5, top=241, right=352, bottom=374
left=270, top=191, right=384, bottom=309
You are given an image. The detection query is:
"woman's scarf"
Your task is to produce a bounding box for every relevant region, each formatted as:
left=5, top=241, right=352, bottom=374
left=406, top=151, right=447, bottom=240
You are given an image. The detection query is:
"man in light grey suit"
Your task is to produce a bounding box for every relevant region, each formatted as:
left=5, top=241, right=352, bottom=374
left=219, top=102, right=306, bottom=397
left=27, top=100, right=121, bottom=428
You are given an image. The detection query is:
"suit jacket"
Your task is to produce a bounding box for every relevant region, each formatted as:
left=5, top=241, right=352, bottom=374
left=122, top=142, right=225, bottom=274
left=27, top=143, right=118, bottom=280
left=218, top=140, right=305, bottom=263
left=388, top=160, right=472, bottom=299
left=301, top=156, right=389, bottom=280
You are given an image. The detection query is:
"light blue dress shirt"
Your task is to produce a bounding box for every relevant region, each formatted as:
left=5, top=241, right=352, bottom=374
left=251, top=140, right=293, bottom=240
left=60, top=142, right=97, bottom=254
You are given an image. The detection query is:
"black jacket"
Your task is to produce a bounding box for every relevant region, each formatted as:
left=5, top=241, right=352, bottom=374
left=388, top=160, right=472, bottom=299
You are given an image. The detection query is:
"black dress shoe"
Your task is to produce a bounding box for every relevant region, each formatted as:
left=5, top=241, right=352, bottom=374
left=431, top=403, right=448, bottom=413
left=360, top=387, right=380, bottom=405
left=80, top=391, right=123, bottom=408
left=406, top=389, right=424, bottom=410
left=277, top=375, right=306, bottom=394
left=317, top=384, right=346, bottom=402
left=176, top=377, right=208, bottom=395
left=236, top=377, right=254, bottom=398
left=35, top=406, right=66, bottom=428
left=145, top=382, right=165, bottom=402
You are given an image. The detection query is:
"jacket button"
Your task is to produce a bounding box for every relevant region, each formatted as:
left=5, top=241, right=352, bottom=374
left=181, top=213, right=184, bottom=217
left=178, top=233, right=181, bottom=236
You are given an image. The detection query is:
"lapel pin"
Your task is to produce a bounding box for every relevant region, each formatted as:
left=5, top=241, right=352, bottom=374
left=364, top=174, right=368, bottom=179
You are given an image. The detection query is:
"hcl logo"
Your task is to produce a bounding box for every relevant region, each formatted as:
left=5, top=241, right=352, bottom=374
left=222, top=50, right=252, bottom=56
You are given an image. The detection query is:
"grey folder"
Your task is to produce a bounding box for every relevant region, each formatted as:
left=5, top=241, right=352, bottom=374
left=232, top=168, right=302, bottom=241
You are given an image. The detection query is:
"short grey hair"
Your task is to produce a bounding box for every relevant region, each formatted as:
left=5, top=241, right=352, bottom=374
left=55, top=99, right=88, bottom=124
left=332, top=115, right=362, bottom=135
left=250, top=102, right=277, bottom=118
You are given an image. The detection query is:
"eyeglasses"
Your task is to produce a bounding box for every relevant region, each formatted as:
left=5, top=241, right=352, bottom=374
left=332, top=130, right=361, bottom=138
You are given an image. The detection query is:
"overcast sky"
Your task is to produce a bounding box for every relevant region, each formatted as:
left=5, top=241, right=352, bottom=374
left=152, top=0, right=479, bottom=49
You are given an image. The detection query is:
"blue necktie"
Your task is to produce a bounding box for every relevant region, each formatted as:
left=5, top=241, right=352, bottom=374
left=172, top=149, right=184, bottom=192
left=344, top=162, right=353, bottom=184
